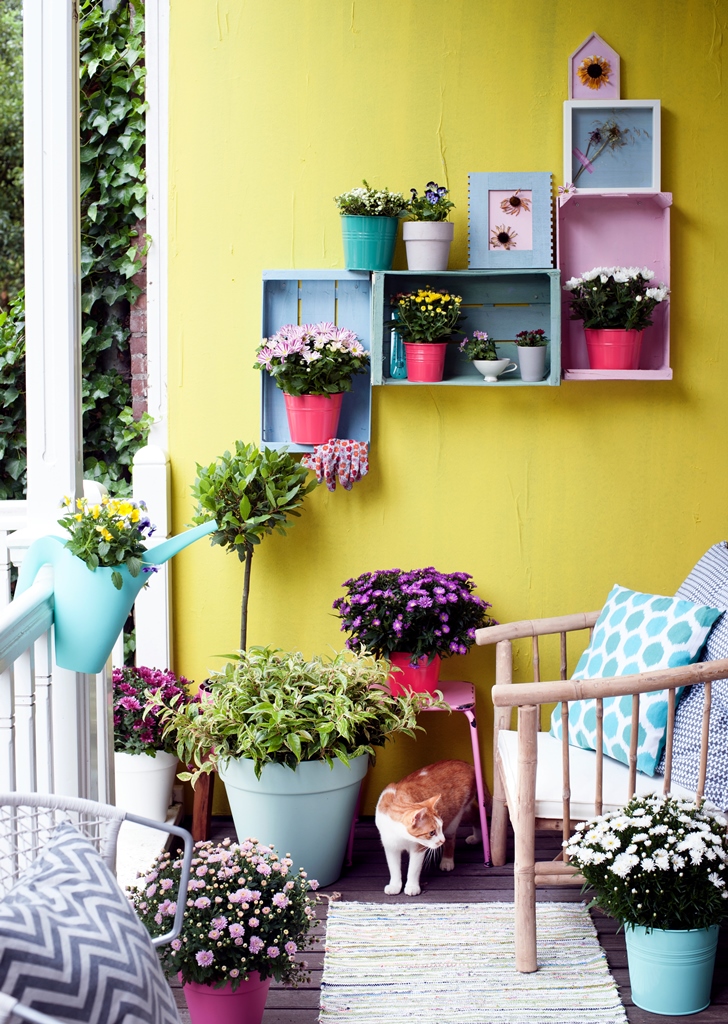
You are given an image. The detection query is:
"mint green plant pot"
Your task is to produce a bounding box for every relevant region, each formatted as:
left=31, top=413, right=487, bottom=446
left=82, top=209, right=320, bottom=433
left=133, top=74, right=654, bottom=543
left=340, top=215, right=398, bottom=271
left=218, top=753, right=370, bottom=887
left=625, top=923, right=719, bottom=1015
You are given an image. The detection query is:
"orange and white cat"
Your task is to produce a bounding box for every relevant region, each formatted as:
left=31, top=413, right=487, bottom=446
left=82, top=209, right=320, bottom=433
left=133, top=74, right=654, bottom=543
left=375, top=759, right=481, bottom=896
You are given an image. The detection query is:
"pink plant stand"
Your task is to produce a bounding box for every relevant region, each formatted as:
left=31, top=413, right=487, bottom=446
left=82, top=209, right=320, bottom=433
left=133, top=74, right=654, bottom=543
left=345, top=679, right=492, bottom=867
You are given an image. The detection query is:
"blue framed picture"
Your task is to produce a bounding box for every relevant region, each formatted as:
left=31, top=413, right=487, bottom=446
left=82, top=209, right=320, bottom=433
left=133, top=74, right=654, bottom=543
left=468, top=172, right=553, bottom=269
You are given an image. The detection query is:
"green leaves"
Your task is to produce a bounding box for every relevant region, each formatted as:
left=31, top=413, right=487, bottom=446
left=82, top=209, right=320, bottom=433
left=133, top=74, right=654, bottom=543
left=156, top=647, right=442, bottom=781
left=190, top=442, right=317, bottom=564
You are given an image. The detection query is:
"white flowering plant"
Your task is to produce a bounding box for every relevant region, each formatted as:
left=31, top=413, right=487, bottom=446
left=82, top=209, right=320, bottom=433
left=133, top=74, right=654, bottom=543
left=334, top=180, right=407, bottom=218
left=129, top=838, right=319, bottom=990
left=564, top=795, right=728, bottom=931
left=563, top=266, right=669, bottom=332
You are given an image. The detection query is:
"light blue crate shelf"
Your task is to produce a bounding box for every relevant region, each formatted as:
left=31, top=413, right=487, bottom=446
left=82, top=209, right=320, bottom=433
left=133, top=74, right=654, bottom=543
left=371, top=269, right=562, bottom=386
left=260, top=271, right=372, bottom=451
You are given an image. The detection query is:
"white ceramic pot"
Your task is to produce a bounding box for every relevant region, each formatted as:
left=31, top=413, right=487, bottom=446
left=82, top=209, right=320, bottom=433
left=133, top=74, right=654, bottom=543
left=403, top=221, right=454, bottom=271
left=516, top=344, right=547, bottom=382
left=472, top=358, right=518, bottom=382
left=113, top=750, right=179, bottom=822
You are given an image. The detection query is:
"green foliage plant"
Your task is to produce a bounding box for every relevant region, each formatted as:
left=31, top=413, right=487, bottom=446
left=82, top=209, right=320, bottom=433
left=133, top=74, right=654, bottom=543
left=191, top=443, right=317, bottom=650
left=0, top=0, right=23, bottom=304
left=406, top=182, right=454, bottom=222
left=334, top=180, right=406, bottom=218
left=0, top=291, right=25, bottom=499
left=564, top=795, right=728, bottom=931
left=159, top=646, right=442, bottom=781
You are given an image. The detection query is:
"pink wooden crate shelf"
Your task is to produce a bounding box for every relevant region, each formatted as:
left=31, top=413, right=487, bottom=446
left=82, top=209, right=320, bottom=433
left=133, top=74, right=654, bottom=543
left=557, top=192, right=672, bottom=381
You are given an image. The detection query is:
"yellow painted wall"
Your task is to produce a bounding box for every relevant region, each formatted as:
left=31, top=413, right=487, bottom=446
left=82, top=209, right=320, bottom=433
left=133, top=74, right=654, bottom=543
left=167, top=0, right=728, bottom=814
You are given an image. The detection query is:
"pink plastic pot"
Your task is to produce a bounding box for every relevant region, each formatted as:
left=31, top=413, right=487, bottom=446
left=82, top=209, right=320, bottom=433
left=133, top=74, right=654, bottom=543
left=182, top=974, right=272, bottom=1024
left=404, top=342, right=448, bottom=382
left=389, top=653, right=441, bottom=696
left=283, top=392, right=343, bottom=444
left=584, top=329, right=643, bottom=370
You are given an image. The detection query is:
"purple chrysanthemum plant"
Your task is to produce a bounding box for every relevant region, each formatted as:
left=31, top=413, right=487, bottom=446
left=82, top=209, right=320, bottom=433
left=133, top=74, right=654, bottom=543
left=113, top=665, right=198, bottom=757
left=332, top=567, right=496, bottom=665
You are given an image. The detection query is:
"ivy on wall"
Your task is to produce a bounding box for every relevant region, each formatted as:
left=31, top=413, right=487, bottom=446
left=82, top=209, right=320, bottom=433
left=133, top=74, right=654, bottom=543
left=0, top=0, right=151, bottom=502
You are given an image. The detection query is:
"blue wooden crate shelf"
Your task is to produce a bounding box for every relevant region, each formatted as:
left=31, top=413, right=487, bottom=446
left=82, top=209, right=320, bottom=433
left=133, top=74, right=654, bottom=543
left=371, top=270, right=562, bottom=386
left=260, top=271, right=372, bottom=451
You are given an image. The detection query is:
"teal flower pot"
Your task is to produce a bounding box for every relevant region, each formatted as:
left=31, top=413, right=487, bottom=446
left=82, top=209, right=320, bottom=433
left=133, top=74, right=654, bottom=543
left=340, top=215, right=398, bottom=271
left=14, top=519, right=217, bottom=674
left=625, top=923, right=719, bottom=1015
left=218, top=754, right=370, bottom=887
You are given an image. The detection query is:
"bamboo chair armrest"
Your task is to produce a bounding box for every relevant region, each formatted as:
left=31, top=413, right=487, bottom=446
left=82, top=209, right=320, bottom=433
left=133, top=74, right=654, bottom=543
left=476, top=611, right=600, bottom=646
left=492, top=656, right=728, bottom=709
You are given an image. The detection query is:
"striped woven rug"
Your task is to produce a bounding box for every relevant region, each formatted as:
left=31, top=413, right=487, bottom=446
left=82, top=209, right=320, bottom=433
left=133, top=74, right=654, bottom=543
left=319, top=901, right=627, bottom=1024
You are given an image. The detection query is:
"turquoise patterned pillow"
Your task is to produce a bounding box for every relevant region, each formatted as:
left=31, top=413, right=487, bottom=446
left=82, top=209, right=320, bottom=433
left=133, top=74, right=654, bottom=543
left=550, top=584, right=722, bottom=775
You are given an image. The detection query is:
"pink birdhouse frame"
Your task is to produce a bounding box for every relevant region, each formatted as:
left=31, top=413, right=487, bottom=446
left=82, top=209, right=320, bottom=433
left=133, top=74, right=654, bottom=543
left=569, top=33, right=621, bottom=101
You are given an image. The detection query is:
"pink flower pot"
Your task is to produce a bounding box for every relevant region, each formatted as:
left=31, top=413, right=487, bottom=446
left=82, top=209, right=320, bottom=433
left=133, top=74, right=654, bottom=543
left=404, top=342, right=448, bottom=383
left=283, top=392, right=343, bottom=444
left=584, top=329, right=643, bottom=370
left=182, top=973, right=272, bottom=1024
left=389, top=653, right=441, bottom=696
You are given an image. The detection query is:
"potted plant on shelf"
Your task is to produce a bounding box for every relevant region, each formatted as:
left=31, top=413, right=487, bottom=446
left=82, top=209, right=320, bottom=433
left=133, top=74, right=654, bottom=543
left=159, top=647, right=435, bottom=887
left=563, top=265, right=669, bottom=370
left=385, top=288, right=464, bottom=383
left=130, top=836, right=319, bottom=1024
left=190, top=442, right=317, bottom=651
left=514, top=328, right=549, bottom=382
left=403, top=181, right=455, bottom=271
left=113, top=665, right=198, bottom=822
left=459, top=330, right=517, bottom=382
left=253, top=322, right=370, bottom=445
left=334, top=180, right=407, bottom=271
left=14, top=495, right=216, bottom=674
left=565, top=795, right=728, bottom=1016
left=333, top=567, right=496, bottom=695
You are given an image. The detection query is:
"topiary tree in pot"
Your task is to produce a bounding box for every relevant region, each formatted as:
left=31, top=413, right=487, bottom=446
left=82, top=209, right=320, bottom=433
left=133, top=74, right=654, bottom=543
left=190, top=441, right=317, bottom=651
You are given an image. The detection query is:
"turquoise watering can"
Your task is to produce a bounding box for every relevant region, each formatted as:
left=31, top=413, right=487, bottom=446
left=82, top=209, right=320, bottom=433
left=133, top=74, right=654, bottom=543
left=15, top=519, right=218, bottom=674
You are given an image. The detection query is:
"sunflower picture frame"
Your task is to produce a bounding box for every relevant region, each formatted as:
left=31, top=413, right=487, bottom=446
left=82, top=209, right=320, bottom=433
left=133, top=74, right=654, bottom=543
left=568, top=33, right=620, bottom=100
left=564, top=100, right=661, bottom=194
left=468, top=172, right=553, bottom=269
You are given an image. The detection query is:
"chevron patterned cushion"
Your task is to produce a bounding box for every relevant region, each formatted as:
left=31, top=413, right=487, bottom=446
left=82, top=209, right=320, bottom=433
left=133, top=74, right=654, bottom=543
left=0, top=822, right=180, bottom=1024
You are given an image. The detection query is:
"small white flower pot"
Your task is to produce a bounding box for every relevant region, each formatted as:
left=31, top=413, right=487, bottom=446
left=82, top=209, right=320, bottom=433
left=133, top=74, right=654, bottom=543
left=516, top=345, right=547, bottom=382
left=113, top=750, right=179, bottom=822
left=403, top=221, right=454, bottom=271
left=472, top=358, right=518, bottom=382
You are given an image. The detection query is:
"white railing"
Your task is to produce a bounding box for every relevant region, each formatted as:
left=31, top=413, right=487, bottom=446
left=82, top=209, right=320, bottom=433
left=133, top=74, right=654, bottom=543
left=0, top=444, right=172, bottom=804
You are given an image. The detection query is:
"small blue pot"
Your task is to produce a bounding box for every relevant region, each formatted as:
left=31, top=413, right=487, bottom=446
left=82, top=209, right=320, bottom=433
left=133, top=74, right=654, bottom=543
left=625, top=923, right=719, bottom=1015
left=340, top=215, right=398, bottom=270
left=219, top=754, right=370, bottom=887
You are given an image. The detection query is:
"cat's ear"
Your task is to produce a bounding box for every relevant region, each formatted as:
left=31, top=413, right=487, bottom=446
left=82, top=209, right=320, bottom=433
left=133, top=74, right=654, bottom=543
left=426, top=794, right=442, bottom=811
left=410, top=807, right=428, bottom=828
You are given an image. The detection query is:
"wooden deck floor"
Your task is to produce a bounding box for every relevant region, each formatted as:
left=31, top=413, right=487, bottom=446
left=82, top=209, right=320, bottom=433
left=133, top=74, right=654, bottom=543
left=171, top=816, right=728, bottom=1024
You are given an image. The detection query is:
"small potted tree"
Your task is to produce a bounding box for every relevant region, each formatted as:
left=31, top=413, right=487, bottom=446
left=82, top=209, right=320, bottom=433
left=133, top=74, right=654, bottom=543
left=159, top=647, right=438, bottom=886
left=403, top=181, right=455, bottom=271
left=130, top=836, right=319, bottom=1024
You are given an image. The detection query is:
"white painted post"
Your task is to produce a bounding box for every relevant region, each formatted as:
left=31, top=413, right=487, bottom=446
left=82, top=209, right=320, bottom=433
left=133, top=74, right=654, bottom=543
left=21, top=0, right=89, bottom=799
left=132, top=445, right=172, bottom=669
left=144, top=0, right=169, bottom=453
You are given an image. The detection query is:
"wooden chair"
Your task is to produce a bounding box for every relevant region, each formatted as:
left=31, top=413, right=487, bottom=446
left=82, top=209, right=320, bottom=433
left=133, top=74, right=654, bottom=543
left=476, top=612, right=728, bottom=973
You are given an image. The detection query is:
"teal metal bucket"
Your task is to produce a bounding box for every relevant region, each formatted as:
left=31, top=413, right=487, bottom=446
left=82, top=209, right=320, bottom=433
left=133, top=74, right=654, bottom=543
left=218, top=754, right=369, bottom=887
left=625, top=924, right=719, bottom=1015
left=340, top=215, right=398, bottom=270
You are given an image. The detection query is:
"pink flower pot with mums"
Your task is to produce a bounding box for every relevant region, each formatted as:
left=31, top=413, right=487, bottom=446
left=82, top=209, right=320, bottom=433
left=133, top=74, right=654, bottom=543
left=385, top=287, right=464, bottom=384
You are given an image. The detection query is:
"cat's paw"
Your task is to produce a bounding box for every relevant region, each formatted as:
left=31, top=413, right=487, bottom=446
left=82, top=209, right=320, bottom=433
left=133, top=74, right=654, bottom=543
left=439, top=856, right=455, bottom=872
left=403, top=881, right=421, bottom=896
left=384, top=882, right=402, bottom=895
left=465, top=832, right=481, bottom=845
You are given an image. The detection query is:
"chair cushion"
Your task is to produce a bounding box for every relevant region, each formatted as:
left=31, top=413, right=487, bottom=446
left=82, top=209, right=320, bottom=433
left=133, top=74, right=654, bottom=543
left=656, top=542, right=728, bottom=808
left=0, top=822, right=180, bottom=1024
left=549, top=584, right=721, bottom=775
left=498, top=730, right=697, bottom=822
